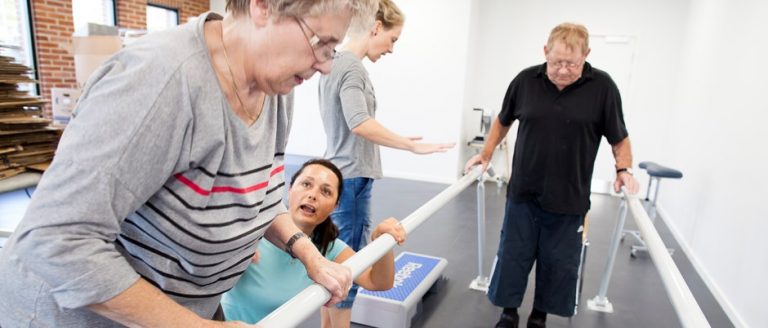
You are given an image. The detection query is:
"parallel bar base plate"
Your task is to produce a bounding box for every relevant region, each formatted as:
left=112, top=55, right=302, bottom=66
left=587, top=297, right=614, bottom=313
left=469, top=276, right=490, bottom=293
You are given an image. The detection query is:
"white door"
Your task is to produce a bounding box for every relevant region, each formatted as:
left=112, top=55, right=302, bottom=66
left=586, top=35, right=636, bottom=185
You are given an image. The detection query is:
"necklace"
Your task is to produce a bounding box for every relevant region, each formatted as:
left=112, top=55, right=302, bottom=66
left=220, top=22, right=262, bottom=122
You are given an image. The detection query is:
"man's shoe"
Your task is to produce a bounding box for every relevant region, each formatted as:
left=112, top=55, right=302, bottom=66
left=526, top=316, right=546, bottom=328
left=494, top=312, right=519, bottom=328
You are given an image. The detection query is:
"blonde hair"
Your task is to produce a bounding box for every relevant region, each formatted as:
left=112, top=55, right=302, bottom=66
left=376, top=0, right=404, bottom=30
left=226, top=0, right=379, bottom=35
left=546, top=23, right=589, bottom=54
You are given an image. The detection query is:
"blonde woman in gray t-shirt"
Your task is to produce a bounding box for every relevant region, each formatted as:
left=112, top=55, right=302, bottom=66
left=318, top=0, right=454, bottom=327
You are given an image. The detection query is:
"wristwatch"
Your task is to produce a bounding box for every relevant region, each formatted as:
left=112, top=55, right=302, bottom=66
left=285, top=232, right=307, bottom=259
left=616, top=167, right=633, bottom=175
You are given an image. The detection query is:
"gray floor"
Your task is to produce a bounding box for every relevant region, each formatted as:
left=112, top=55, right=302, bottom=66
left=284, top=157, right=733, bottom=328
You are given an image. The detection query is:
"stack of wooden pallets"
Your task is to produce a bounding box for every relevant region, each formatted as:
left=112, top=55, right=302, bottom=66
left=0, top=52, right=60, bottom=180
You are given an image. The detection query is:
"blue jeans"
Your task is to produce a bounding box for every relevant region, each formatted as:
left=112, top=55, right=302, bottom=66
left=331, top=177, right=373, bottom=308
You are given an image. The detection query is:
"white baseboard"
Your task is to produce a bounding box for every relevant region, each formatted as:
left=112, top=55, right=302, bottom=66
left=655, top=204, right=747, bottom=328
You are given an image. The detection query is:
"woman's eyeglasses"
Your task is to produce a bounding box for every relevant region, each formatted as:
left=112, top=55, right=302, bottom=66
left=295, top=17, right=337, bottom=63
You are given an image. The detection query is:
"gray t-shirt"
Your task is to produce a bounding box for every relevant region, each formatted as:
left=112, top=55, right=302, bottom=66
left=318, top=51, right=382, bottom=179
left=0, top=12, right=291, bottom=326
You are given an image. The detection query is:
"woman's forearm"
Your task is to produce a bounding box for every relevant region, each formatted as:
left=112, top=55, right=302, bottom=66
left=362, top=250, right=395, bottom=290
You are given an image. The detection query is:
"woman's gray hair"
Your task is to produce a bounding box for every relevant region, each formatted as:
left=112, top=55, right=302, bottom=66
left=226, top=0, right=379, bottom=35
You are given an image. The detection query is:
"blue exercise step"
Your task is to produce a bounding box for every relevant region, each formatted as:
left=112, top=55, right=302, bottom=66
left=351, top=252, right=447, bottom=328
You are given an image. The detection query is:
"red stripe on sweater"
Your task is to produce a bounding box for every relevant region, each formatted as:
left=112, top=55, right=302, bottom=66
left=175, top=165, right=285, bottom=196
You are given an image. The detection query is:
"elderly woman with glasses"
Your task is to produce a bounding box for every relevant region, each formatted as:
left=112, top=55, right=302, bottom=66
left=317, top=1, right=454, bottom=323
left=0, top=0, right=378, bottom=327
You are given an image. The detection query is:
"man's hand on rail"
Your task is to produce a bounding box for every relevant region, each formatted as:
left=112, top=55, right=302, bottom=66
left=371, top=217, right=407, bottom=245
left=464, top=153, right=490, bottom=174
left=305, top=255, right=353, bottom=306
left=614, top=171, right=639, bottom=194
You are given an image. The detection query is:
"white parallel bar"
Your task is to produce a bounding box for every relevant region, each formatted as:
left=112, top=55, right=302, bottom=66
left=624, top=191, right=710, bottom=328
left=257, top=167, right=484, bottom=328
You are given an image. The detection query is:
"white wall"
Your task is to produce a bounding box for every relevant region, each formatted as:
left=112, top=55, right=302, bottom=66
left=460, top=0, right=690, bottom=184
left=662, top=0, right=768, bottom=326
left=209, top=0, right=226, bottom=15
left=288, top=0, right=472, bottom=183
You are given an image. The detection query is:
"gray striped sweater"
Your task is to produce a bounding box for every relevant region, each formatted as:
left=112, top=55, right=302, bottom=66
left=0, top=12, right=291, bottom=326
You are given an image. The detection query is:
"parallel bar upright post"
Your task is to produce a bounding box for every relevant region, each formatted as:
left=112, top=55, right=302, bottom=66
left=469, top=173, right=490, bottom=291
left=587, top=196, right=628, bottom=313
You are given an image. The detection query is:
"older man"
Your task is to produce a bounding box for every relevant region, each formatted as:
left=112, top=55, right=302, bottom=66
left=465, top=22, right=639, bottom=328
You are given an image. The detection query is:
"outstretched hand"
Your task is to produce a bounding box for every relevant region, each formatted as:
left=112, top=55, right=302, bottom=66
left=411, top=142, right=455, bottom=155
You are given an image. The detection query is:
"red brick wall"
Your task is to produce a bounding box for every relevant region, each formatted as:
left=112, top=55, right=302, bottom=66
left=150, top=0, right=209, bottom=24
left=116, top=0, right=210, bottom=34
left=31, top=0, right=77, bottom=117
left=30, top=0, right=209, bottom=117
left=117, top=0, right=147, bottom=30
left=181, top=0, right=211, bottom=23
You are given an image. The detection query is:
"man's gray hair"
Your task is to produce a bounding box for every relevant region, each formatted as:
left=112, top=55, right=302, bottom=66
left=226, top=0, right=379, bottom=35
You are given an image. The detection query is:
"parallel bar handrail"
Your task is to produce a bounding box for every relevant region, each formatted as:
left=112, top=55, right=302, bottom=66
left=257, top=167, right=483, bottom=327
left=623, top=191, right=710, bottom=328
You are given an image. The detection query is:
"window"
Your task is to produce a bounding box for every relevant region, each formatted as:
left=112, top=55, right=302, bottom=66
left=72, top=0, right=116, bottom=31
left=0, top=0, right=37, bottom=94
left=146, top=4, right=179, bottom=33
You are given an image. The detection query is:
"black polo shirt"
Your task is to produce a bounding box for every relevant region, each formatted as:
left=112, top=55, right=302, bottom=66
left=499, top=62, right=628, bottom=215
